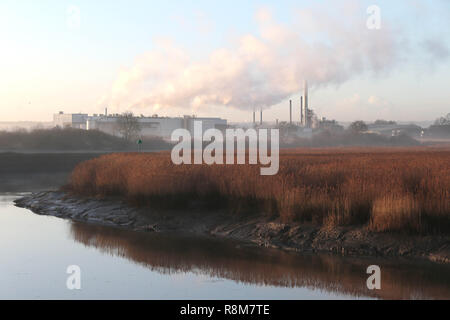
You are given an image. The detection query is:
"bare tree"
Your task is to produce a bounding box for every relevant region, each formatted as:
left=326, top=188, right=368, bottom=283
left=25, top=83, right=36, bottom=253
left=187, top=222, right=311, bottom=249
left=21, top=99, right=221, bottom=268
left=115, top=112, right=141, bottom=142
left=434, top=113, right=450, bottom=126
left=349, top=120, right=368, bottom=134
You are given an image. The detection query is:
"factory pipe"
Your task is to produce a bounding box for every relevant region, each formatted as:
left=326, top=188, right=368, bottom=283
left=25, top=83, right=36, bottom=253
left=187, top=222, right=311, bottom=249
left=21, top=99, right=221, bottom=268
left=289, top=100, right=292, bottom=125
left=300, top=96, right=303, bottom=125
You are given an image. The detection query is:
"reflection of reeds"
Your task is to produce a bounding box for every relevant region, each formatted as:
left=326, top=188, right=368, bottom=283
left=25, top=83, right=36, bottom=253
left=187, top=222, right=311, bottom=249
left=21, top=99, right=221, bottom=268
left=68, top=147, right=450, bottom=234
left=70, top=222, right=450, bottom=300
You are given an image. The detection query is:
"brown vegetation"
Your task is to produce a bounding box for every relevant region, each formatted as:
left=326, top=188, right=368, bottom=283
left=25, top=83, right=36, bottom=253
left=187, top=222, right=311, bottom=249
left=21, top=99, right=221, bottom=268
left=70, top=222, right=450, bottom=299
left=67, top=147, right=450, bottom=234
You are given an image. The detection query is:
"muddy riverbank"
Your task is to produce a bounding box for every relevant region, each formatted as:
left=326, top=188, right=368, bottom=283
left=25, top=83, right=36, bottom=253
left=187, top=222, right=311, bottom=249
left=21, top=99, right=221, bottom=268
left=14, top=191, right=450, bottom=264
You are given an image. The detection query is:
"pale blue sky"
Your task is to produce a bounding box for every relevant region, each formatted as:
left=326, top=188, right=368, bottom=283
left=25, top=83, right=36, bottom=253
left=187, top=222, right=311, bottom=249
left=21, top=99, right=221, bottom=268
left=0, top=0, right=449, bottom=122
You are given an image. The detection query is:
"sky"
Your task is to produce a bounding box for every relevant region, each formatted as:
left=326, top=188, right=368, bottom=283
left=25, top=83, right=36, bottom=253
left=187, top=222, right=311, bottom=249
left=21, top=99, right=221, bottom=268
left=0, top=0, right=449, bottom=123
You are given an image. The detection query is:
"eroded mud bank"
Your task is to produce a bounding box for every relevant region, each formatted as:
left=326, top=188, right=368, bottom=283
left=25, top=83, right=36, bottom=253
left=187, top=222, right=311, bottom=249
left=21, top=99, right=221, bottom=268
left=14, top=191, right=450, bottom=264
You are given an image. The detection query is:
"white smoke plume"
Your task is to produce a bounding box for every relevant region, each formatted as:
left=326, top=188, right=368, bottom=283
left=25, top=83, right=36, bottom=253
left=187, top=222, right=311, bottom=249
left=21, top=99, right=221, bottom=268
left=100, top=3, right=402, bottom=112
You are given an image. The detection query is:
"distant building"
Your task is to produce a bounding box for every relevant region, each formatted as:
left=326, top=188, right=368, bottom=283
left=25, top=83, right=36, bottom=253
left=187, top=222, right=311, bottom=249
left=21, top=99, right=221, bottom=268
left=53, top=112, right=88, bottom=129
left=367, top=123, right=422, bottom=138
left=318, top=117, right=344, bottom=133
left=53, top=112, right=227, bottom=140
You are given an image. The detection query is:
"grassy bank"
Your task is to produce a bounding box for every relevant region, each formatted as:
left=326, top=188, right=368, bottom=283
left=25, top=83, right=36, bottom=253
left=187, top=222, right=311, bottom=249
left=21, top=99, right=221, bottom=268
left=0, top=153, right=105, bottom=192
left=0, top=152, right=103, bottom=174
left=67, top=147, right=450, bottom=234
left=0, top=127, right=171, bottom=152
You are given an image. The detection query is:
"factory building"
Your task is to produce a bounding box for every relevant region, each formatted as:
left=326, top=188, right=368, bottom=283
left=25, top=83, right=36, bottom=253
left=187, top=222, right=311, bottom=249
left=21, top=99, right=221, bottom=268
left=367, top=123, right=422, bottom=138
left=253, top=79, right=316, bottom=130
left=250, top=79, right=319, bottom=140
left=53, top=112, right=227, bottom=140
left=53, top=112, right=88, bottom=129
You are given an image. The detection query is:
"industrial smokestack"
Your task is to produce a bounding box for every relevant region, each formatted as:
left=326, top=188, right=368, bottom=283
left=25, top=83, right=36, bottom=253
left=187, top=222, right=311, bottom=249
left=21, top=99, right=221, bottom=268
left=300, top=96, right=304, bottom=125
left=105, top=107, right=108, bottom=116
left=304, top=80, right=309, bottom=128
left=289, top=100, right=292, bottom=125
left=253, top=110, right=255, bottom=124
left=260, top=109, right=263, bottom=125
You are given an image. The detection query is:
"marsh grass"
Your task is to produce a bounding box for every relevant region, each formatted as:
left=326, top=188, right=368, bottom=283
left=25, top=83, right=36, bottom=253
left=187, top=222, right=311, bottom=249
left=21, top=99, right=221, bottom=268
left=67, top=147, right=450, bottom=234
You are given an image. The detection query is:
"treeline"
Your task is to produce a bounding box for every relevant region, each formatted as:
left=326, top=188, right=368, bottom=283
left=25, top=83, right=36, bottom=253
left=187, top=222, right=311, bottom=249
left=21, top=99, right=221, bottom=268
left=0, top=127, right=172, bottom=151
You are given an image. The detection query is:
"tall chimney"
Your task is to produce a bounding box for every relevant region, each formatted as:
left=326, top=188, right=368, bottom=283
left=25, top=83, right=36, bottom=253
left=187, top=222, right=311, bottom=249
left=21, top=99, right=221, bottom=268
left=289, top=100, right=292, bottom=125
left=300, top=96, right=303, bottom=125
left=260, top=109, right=263, bottom=125
left=304, top=80, right=309, bottom=128
left=105, top=107, right=108, bottom=116
left=253, top=110, right=256, bottom=124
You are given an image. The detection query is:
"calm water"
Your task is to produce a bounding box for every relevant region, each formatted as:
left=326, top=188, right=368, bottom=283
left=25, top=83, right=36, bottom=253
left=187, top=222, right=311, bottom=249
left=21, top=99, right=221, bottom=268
left=1, top=193, right=449, bottom=300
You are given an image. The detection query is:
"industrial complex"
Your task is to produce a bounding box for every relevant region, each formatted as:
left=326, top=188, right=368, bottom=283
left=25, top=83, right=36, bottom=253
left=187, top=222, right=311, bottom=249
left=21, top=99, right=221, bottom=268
left=53, top=80, right=318, bottom=141
left=53, top=111, right=228, bottom=140
left=52, top=80, right=434, bottom=141
left=250, top=80, right=344, bottom=139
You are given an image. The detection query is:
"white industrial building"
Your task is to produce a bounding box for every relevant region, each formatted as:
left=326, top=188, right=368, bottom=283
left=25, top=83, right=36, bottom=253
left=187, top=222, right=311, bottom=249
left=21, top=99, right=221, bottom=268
left=53, top=112, right=88, bottom=129
left=53, top=112, right=227, bottom=140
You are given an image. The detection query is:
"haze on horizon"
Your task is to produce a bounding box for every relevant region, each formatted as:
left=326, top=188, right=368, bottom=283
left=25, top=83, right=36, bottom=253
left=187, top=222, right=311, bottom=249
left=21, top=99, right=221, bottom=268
left=0, top=0, right=449, bottom=124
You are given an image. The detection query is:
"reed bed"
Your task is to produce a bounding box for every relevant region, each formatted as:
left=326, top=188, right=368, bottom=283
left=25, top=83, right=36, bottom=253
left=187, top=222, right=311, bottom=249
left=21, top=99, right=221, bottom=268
left=67, top=147, right=450, bottom=234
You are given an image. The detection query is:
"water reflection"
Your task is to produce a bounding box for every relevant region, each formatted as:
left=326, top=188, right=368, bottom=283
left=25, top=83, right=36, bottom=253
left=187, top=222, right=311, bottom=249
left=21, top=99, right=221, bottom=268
left=70, top=222, right=450, bottom=300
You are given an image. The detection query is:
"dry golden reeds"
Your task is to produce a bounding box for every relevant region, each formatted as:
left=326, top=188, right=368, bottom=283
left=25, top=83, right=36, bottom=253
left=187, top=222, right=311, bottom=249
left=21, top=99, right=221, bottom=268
left=67, top=147, right=450, bottom=234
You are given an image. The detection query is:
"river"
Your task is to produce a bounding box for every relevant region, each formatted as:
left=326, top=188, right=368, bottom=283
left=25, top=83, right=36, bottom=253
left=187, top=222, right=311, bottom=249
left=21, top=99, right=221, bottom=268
left=1, top=193, right=449, bottom=300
